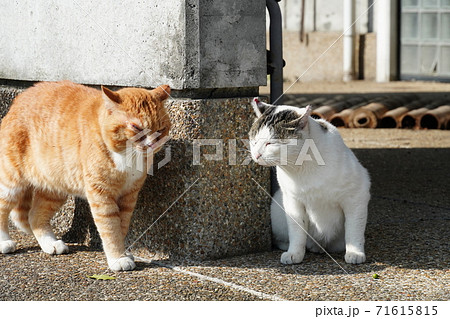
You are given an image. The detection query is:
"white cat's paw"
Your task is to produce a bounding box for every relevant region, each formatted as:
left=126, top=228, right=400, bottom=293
left=41, top=239, right=69, bottom=255
left=306, top=241, right=322, bottom=253
left=345, top=251, right=366, bottom=264
left=125, top=251, right=135, bottom=262
left=0, top=240, right=16, bottom=254
left=280, top=251, right=304, bottom=264
left=108, top=255, right=136, bottom=271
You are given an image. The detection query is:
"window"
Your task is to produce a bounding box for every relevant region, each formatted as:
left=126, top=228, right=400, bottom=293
left=400, top=0, right=450, bottom=81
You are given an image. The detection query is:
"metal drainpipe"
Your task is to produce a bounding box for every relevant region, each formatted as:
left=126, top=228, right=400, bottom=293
left=266, top=0, right=284, bottom=105
left=343, top=0, right=355, bottom=82
left=266, top=0, right=284, bottom=196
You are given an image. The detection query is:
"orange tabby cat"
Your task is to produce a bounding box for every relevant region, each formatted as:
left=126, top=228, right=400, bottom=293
left=0, top=81, right=171, bottom=271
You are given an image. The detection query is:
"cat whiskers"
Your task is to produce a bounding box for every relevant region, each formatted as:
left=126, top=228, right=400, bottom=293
left=125, top=135, right=172, bottom=171
left=257, top=157, right=279, bottom=166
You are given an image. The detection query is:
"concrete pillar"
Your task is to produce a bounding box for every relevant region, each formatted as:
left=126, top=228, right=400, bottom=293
left=0, top=0, right=271, bottom=261
left=0, top=0, right=266, bottom=90
left=375, top=0, right=398, bottom=82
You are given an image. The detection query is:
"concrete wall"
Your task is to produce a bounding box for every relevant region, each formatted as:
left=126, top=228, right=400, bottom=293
left=273, top=0, right=371, bottom=33
left=266, top=0, right=376, bottom=82
left=278, top=31, right=377, bottom=82
left=0, top=0, right=266, bottom=90
left=199, top=0, right=266, bottom=88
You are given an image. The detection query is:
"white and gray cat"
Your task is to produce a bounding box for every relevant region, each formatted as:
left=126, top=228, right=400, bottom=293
left=249, top=98, right=370, bottom=264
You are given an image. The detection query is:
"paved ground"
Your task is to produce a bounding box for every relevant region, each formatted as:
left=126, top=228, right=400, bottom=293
left=0, top=127, right=448, bottom=301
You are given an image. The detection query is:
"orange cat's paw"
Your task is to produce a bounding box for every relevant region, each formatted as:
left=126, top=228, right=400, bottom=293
left=0, top=240, right=16, bottom=254
left=40, top=239, right=69, bottom=255
left=108, top=255, right=136, bottom=271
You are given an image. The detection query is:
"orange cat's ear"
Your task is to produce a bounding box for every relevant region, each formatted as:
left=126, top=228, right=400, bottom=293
left=101, top=86, right=121, bottom=112
left=153, top=85, right=171, bottom=102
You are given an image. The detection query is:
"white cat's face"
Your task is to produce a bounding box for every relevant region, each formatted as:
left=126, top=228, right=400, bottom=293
left=249, top=125, right=280, bottom=166
left=248, top=98, right=311, bottom=166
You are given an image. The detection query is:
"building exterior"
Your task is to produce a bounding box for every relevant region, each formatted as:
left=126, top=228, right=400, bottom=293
left=273, top=0, right=450, bottom=83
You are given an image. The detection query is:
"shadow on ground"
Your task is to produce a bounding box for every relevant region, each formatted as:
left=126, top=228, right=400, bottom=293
left=162, top=148, right=449, bottom=275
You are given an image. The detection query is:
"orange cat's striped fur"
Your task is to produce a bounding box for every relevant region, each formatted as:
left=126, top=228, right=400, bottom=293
left=0, top=81, right=171, bottom=271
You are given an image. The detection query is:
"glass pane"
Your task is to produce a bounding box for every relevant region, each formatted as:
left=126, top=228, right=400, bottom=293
left=441, top=13, right=450, bottom=40
left=440, top=46, right=450, bottom=74
left=401, top=45, right=419, bottom=74
left=420, top=46, right=438, bottom=74
left=402, top=0, right=419, bottom=7
left=421, top=0, right=438, bottom=7
left=421, top=13, right=438, bottom=39
left=443, top=0, right=450, bottom=8
left=402, top=13, right=419, bottom=39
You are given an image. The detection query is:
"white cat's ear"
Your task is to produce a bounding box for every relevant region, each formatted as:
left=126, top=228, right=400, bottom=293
left=290, top=105, right=312, bottom=130
left=102, top=86, right=121, bottom=112
left=251, top=97, right=270, bottom=118
left=299, top=105, right=312, bottom=129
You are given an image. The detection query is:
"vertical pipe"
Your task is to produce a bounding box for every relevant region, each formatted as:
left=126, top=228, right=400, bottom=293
left=266, top=0, right=284, bottom=105
left=343, top=0, right=356, bottom=82
left=313, top=0, right=317, bottom=31
left=376, top=0, right=398, bottom=82
left=266, top=0, right=284, bottom=196
left=300, top=0, right=306, bottom=42
left=368, top=0, right=374, bottom=33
